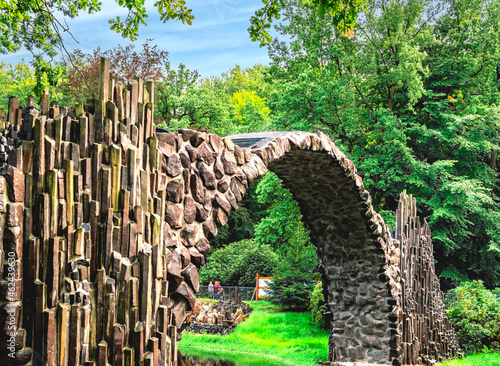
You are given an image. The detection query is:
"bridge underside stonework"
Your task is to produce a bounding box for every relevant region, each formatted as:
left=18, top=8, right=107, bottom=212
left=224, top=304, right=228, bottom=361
left=0, top=62, right=460, bottom=365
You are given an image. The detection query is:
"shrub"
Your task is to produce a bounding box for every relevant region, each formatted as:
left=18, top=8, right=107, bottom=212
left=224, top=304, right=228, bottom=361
left=199, top=239, right=279, bottom=287
left=269, top=238, right=318, bottom=309
left=309, top=281, right=328, bottom=328
left=447, top=280, right=500, bottom=354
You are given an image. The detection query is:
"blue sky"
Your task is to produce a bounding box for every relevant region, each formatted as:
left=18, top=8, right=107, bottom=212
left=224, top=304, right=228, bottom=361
left=3, top=0, right=272, bottom=77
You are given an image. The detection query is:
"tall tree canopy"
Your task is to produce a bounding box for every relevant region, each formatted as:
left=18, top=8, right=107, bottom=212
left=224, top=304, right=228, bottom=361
left=266, top=0, right=500, bottom=287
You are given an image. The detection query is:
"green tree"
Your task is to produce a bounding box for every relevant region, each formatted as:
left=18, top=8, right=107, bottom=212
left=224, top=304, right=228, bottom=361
left=268, top=235, right=318, bottom=309
left=0, top=61, right=37, bottom=111
left=309, top=281, right=328, bottom=328
left=254, top=172, right=310, bottom=251
left=253, top=172, right=319, bottom=308
left=267, top=0, right=500, bottom=286
left=231, top=89, right=272, bottom=134
left=155, top=64, right=273, bottom=136
left=155, top=63, right=231, bottom=134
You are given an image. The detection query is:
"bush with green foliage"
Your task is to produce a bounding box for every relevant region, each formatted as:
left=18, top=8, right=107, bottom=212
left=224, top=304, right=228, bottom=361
left=269, top=237, right=318, bottom=309
left=309, top=281, right=328, bottom=329
left=447, top=280, right=500, bottom=354
left=199, top=239, right=278, bottom=287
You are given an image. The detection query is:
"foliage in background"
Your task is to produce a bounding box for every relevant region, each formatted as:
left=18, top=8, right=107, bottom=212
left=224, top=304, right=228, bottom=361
left=199, top=239, right=279, bottom=287
left=155, top=63, right=231, bottom=134
left=0, top=62, right=37, bottom=111
left=269, top=238, right=318, bottom=309
left=309, top=281, right=328, bottom=329
left=251, top=172, right=319, bottom=308
left=200, top=173, right=319, bottom=310
left=156, top=64, right=273, bottom=136
left=254, top=172, right=309, bottom=250
left=266, top=0, right=500, bottom=287
left=249, top=0, right=366, bottom=46
left=447, top=280, right=500, bottom=354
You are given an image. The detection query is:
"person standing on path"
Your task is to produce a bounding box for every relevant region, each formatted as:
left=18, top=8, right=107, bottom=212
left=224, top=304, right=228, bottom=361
left=208, top=281, right=214, bottom=299
left=214, top=281, right=221, bottom=300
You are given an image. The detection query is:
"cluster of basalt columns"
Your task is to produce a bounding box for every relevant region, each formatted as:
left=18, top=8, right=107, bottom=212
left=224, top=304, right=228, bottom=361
left=0, top=58, right=460, bottom=365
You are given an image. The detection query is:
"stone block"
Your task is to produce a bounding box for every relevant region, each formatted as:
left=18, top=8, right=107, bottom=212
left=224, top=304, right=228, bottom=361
left=181, top=263, right=200, bottom=293
left=5, top=165, right=24, bottom=202
left=202, top=219, right=217, bottom=240
left=165, top=204, right=183, bottom=229
left=166, top=154, right=182, bottom=177
left=166, top=179, right=184, bottom=203
left=180, top=225, right=198, bottom=248
left=6, top=203, right=23, bottom=228
left=183, top=196, right=196, bottom=224
left=189, top=248, right=205, bottom=268
left=194, top=238, right=210, bottom=256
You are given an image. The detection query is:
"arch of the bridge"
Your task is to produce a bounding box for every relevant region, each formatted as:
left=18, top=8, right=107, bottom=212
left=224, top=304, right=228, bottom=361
left=224, top=132, right=463, bottom=366
left=158, top=130, right=401, bottom=363
left=262, top=139, right=399, bottom=363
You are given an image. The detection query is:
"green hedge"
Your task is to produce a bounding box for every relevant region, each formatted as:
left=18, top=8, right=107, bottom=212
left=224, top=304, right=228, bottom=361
left=447, top=280, right=500, bottom=354
left=199, top=239, right=278, bottom=287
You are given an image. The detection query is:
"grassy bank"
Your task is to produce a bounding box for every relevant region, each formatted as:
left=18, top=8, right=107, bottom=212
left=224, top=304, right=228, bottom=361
left=178, top=301, right=329, bottom=366
left=437, top=353, right=500, bottom=366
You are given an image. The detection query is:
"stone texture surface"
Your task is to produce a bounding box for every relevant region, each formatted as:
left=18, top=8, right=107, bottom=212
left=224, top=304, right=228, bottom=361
left=0, top=61, right=460, bottom=366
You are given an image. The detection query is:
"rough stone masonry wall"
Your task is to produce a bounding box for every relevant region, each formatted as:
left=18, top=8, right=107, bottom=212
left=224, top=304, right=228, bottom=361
left=0, top=57, right=458, bottom=365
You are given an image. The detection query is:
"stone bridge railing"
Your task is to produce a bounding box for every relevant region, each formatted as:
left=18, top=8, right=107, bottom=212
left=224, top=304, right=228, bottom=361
left=0, top=59, right=460, bottom=365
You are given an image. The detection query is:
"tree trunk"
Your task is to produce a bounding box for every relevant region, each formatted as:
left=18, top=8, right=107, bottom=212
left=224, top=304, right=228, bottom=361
left=490, top=149, right=498, bottom=171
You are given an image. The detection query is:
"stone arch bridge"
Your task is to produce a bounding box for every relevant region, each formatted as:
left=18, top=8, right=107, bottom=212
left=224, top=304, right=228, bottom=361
left=0, top=61, right=460, bottom=365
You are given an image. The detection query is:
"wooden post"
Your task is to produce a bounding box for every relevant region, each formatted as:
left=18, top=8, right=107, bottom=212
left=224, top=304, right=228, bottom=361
left=255, top=272, right=259, bottom=302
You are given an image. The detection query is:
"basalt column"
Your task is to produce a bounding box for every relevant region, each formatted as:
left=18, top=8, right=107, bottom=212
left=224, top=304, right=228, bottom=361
left=0, top=58, right=179, bottom=366
left=396, top=192, right=461, bottom=365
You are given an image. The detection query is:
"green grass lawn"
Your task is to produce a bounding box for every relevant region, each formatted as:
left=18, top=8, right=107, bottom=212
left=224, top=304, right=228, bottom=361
left=437, top=353, right=500, bottom=366
left=178, top=301, right=329, bottom=366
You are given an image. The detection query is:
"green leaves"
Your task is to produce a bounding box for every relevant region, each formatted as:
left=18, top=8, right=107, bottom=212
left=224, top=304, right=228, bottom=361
left=447, top=280, right=500, bottom=354
left=267, top=0, right=500, bottom=287
left=108, top=0, right=194, bottom=40
left=309, top=281, right=328, bottom=328
left=0, top=61, right=37, bottom=110
left=155, top=64, right=273, bottom=136
left=199, top=239, right=279, bottom=287
left=248, top=0, right=366, bottom=46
